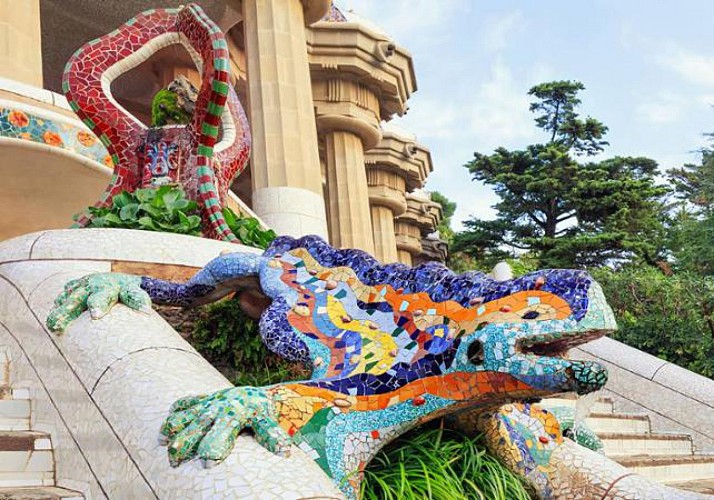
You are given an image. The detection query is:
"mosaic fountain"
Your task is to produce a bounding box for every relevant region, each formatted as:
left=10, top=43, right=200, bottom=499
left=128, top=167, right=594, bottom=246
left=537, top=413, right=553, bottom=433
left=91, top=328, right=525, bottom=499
left=0, top=3, right=709, bottom=499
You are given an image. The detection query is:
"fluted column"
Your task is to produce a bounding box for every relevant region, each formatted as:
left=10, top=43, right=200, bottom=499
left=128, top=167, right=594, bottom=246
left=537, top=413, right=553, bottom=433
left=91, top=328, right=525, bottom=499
left=398, top=250, right=413, bottom=266
left=324, top=130, right=375, bottom=253
left=365, top=168, right=407, bottom=263
left=371, top=205, right=398, bottom=262
left=242, top=0, right=328, bottom=238
left=394, top=219, right=421, bottom=266
left=0, top=1, right=42, bottom=86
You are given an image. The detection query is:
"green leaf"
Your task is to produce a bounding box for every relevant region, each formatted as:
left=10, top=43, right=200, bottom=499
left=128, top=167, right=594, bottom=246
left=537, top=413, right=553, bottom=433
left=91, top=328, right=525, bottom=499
left=162, top=188, right=181, bottom=211
left=119, top=203, right=139, bottom=221
left=222, top=207, right=237, bottom=226
left=103, top=213, right=122, bottom=224
left=134, top=188, right=156, bottom=203
left=112, top=191, right=133, bottom=209
left=137, top=216, right=157, bottom=230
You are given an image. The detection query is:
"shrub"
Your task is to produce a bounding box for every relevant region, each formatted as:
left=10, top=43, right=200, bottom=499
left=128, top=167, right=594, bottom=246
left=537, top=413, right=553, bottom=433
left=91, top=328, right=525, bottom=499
left=222, top=207, right=277, bottom=250
left=592, top=267, right=714, bottom=378
left=361, top=425, right=532, bottom=500
left=80, top=186, right=201, bottom=235
left=189, top=295, right=308, bottom=386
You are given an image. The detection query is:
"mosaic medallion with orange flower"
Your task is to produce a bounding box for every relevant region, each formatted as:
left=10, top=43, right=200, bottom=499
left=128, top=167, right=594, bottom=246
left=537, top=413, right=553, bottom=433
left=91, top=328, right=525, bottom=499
left=77, top=130, right=96, bottom=147
left=8, top=111, right=29, bottom=128
left=43, top=131, right=63, bottom=147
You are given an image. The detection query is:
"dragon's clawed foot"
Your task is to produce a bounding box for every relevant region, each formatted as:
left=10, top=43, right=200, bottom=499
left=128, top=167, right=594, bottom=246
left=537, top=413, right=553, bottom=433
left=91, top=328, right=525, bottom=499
left=159, top=386, right=291, bottom=467
left=47, top=273, right=151, bottom=332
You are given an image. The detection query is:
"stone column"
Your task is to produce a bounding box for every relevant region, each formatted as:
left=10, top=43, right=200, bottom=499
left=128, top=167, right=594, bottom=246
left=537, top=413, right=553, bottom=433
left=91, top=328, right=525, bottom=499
left=323, top=130, right=375, bottom=253
left=0, top=0, right=43, bottom=86
left=313, top=77, right=381, bottom=253
left=371, top=205, right=398, bottom=263
left=395, top=191, right=443, bottom=266
left=364, top=129, right=432, bottom=263
left=366, top=169, right=407, bottom=263
left=242, top=0, right=328, bottom=238
left=398, top=249, right=413, bottom=266
left=395, top=220, right=421, bottom=266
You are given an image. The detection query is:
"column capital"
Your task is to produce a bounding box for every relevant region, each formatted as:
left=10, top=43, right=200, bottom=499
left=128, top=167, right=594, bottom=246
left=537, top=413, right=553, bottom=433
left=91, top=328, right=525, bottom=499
left=313, top=78, right=382, bottom=149
left=307, top=16, right=416, bottom=121
left=364, top=126, right=432, bottom=192
left=394, top=220, right=423, bottom=257
left=315, top=113, right=381, bottom=150
left=398, top=191, right=442, bottom=234
left=366, top=169, right=407, bottom=216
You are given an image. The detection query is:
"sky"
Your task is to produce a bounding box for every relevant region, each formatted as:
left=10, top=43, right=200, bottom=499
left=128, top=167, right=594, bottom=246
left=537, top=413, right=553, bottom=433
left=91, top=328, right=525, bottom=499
left=336, top=0, right=714, bottom=229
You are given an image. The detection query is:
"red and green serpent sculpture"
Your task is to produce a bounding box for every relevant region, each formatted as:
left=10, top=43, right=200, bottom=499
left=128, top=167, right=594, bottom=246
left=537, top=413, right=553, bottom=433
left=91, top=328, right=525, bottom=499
left=62, top=4, right=250, bottom=241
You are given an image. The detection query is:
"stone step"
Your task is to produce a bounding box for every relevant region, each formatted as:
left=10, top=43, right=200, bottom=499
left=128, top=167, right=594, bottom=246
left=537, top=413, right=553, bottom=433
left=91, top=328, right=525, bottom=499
left=0, top=432, right=52, bottom=453
left=540, top=396, right=614, bottom=414
left=601, top=432, right=694, bottom=457
left=0, top=397, right=31, bottom=432
left=0, top=487, right=84, bottom=500
left=615, top=454, right=714, bottom=484
left=666, top=478, right=714, bottom=495
left=0, top=432, right=54, bottom=488
left=0, top=472, right=55, bottom=489
left=585, top=412, right=651, bottom=434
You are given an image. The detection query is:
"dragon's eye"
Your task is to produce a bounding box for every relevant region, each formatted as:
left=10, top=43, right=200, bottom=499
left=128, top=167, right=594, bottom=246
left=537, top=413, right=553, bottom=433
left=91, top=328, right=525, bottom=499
left=467, top=340, right=484, bottom=365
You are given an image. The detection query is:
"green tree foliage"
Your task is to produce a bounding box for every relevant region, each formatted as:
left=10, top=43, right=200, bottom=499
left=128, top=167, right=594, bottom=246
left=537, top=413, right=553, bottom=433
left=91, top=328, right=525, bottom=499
left=667, top=147, right=714, bottom=275
left=430, top=190, right=457, bottom=243
left=593, top=267, right=714, bottom=378
left=458, top=81, right=669, bottom=268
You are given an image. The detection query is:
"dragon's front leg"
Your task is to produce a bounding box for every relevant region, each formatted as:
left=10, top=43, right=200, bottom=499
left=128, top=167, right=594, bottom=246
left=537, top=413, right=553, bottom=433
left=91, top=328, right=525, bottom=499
left=159, top=386, right=292, bottom=467
left=46, top=251, right=266, bottom=332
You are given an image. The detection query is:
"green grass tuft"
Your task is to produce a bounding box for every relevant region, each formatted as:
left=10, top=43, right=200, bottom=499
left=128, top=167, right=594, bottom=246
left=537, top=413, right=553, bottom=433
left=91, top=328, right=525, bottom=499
left=361, top=425, right=533, bottom=500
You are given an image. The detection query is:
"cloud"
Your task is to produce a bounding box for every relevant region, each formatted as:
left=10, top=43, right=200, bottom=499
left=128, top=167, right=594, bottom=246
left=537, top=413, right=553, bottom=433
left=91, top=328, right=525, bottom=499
left=481, top=11, right=526, bottom=53
left=335, top=0, right=471, bottom=45
left=657, top=46, right=714, bottom=87
left=635, top=92, right=688, bottom=124
left=465, top=59, right=539, bottom=149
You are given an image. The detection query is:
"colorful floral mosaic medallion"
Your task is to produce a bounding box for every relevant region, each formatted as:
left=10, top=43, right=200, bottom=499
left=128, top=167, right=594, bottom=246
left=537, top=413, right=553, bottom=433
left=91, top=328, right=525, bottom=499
left=48, top=235, right=615, bottom=498
left=0, top=107, right=109, bottom=164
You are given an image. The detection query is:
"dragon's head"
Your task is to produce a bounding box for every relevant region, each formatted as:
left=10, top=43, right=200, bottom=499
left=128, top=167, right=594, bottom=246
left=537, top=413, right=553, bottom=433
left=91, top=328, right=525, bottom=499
left=442, top=269, right=613, bottom=400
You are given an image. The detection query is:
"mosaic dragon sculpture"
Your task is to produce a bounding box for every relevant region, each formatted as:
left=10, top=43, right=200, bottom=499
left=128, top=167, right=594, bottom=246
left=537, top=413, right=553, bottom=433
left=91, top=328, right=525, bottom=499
left=48, top=235, right=617, bottom=498
left=63, top=4, right=250, bottom=241
left=53, top=5, right=704, bottom=499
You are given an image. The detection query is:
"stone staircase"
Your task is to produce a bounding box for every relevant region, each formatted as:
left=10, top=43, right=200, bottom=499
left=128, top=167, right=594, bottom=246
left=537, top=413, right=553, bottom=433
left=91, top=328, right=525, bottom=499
left=0, top=349, right=84, bottom=499
left=543, top=396, right=714, bottom=495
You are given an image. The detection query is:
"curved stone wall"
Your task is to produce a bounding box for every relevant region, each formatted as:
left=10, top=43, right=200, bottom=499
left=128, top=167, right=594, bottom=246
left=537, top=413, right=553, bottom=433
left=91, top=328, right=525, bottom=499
left=0, top=229, right=342, bottom=499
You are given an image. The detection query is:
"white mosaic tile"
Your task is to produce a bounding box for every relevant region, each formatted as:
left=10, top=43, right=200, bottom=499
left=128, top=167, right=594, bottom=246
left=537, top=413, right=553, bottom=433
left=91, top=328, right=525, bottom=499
left=28, top=229, right=261, bottom=267
left=0, top=232, right=41, bottom=264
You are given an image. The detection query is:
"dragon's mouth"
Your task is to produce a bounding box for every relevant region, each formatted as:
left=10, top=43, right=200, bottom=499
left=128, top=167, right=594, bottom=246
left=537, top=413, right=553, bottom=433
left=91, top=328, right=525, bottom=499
left=517, top=329, right=609, bottom=359
left=516, top=328, right=612, bottom=395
